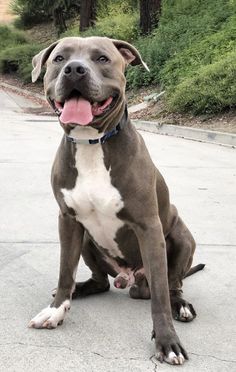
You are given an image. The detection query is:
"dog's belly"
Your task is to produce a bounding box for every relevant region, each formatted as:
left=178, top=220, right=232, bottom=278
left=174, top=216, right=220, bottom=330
left=61, top=142, right=125, bottom=258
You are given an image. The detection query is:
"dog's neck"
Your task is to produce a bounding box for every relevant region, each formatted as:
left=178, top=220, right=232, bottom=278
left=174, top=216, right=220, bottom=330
left=65, top=106, right=128, bottom=145
left=69, top=126, right=105, bottom=141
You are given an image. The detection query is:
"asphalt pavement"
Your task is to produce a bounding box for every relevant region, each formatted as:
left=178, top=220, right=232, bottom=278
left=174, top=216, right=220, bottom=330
left=0, top=88, right=236, bottom=372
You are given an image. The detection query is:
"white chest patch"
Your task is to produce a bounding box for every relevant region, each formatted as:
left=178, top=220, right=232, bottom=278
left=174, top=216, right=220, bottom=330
left=61, top=141, right=125, bottom=258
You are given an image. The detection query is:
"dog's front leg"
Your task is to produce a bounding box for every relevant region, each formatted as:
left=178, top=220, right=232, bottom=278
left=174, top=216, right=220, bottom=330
left=135, top=219, right=188, bottom=365
left=29, top=213, right=84, bottom=329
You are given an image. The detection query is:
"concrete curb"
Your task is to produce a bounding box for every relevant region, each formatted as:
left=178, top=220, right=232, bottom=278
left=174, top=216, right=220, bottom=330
left=134, top=120, right=236, bottom=148
left=0, top=81, right=45, bottom=102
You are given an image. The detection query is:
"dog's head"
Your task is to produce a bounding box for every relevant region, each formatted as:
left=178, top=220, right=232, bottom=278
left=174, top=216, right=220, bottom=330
left=32, top=37, right=148, bottom=133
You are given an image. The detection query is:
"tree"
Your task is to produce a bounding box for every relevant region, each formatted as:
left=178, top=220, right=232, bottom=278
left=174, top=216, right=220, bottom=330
left=79, top=0, right=97, bottom=32
left=50, top=0, right=68, bottom=34
left=139, top=0, right=162, bottom=35
left=11, top=0, right=80, bottom=32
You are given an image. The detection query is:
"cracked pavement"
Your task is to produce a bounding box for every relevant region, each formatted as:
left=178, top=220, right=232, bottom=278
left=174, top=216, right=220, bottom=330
left=0, top=88, right=236, bottom=371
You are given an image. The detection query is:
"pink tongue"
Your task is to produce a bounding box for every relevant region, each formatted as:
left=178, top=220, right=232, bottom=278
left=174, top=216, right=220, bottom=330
left=60, top=97, right=93, bottom=126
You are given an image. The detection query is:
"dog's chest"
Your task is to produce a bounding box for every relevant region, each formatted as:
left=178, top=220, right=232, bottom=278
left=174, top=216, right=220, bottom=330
left=61, top=143, right=124, bottom=258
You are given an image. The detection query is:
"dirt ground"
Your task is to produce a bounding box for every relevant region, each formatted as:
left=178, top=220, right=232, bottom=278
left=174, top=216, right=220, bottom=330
left=1, top=74, right=236, bottom=134
left=127, top=87, right=236, bottom=134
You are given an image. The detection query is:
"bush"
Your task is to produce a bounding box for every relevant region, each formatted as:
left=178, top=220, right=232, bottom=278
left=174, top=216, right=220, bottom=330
left=11, top=0, right=49, bottom=29
left=62, top=3, right=139, bottom=42
left=11, top=0, right=81, bottom=29
left=0, top=44, right=42, bottom=83
left=83, top=12, right=139, bottom=41
left=160, top=15, right=236, bottom=88
left=0, top=25, right=27, bottom=49
left=126, top=0, right=235, bottom=88
left=167, top=51, right=236, bottom=114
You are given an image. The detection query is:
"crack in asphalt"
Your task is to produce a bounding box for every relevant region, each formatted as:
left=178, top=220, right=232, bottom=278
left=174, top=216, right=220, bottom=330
left=1, top=342, right=148, bottom=362
left=189, top=352, right=236, bottom=364
left=150, top=355, right=158, bottom=372
left=1, top=342, right=236, bottom=365
left=90, top=351, right=146, bottom=361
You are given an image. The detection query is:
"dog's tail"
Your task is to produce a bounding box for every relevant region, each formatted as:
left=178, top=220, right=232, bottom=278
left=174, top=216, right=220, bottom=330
left=184, top=263, right=205, bottom=278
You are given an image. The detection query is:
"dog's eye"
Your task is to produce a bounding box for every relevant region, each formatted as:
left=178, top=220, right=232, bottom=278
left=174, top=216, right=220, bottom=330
left=54, top=55, right=64, bottom=63
left=97, top=55, right=109, bottom=63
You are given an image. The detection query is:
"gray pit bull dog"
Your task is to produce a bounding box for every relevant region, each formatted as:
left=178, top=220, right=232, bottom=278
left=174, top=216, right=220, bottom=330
left=28, top=36, right=205, bottom=365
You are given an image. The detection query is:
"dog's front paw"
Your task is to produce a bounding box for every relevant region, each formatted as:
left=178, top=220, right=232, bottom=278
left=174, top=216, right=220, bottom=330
left=163, top=351, right=185, bottom=365
left=152, top=331, right=188, bottom=365
left=28, top=300, right=70, bottom=329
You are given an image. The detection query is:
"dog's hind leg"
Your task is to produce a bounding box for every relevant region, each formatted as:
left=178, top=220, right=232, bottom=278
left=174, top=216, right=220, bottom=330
left=72, top=233, right=110, bottom=298
left=167, top=213, right=197, bottom=322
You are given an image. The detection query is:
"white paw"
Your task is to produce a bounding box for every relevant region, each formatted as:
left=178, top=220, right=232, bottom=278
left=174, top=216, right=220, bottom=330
left=28, top=300, right=70, bottom=329
left=179, top=305, right=194, bottom=321
left=164, top=351, right=185, bottom=365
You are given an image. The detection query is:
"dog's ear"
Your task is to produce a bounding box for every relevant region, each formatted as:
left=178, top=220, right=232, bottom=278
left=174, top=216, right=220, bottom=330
left=111, top=39, right=150, bottom=72
left=31, top=41, right=59, bottom=83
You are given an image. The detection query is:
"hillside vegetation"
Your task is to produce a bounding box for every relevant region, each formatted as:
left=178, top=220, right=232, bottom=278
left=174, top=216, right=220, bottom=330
left=0, top=0, right=235, bottom=115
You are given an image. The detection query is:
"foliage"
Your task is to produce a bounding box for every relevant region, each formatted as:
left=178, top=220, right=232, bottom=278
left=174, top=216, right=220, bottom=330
left=0, top=25, right=27, bottom=49
left=0, top=25, right=41, bottom=83
left=160, top=15, right=236, bottom=88
left=0, top=44, right=42, bottom=83
left=11, top=0, right=80, bottom=29
left=167, top=51, right=236, bottom=114
left=11, top=0, right=49, bottom=28
left=126, top=0, right=236, bottom=85
left=125, top=0, right=236, bottom=114
left=63, top=2, right=139, bottom=41
left=96, top=0, right=138, bottom=18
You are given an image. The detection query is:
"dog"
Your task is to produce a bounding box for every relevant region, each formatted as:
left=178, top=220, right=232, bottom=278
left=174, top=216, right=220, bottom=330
left=28, top=36, right=204, bottom=365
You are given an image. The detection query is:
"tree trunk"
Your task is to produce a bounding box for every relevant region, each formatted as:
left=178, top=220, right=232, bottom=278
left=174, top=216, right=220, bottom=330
left=140, top=0, right=162, bottom=35
left=80, top=0, right=97, bottom=32
left=53, top=7, right=67, bottom=35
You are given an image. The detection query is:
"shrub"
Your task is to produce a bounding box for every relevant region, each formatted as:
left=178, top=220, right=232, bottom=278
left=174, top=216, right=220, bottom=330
left=0, top=25, right=27, bottom=49
left=160, top=15, right=236, bottom=88
left=82, top=11, right=139, bottom=41
left=11, top=0, right=49, bottom=29
left=126, top=0, right=235, bottom=88
left=0, top=44, right=42, bottom=83
left=62, top=3, right=139, bottom=42
left=167, top=51, right=236, bottom=114
left=11, top=0, right=81, bottom=29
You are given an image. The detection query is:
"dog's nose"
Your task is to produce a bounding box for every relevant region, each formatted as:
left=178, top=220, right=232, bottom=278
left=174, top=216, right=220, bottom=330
left=63, top=62, right=87, bottom=77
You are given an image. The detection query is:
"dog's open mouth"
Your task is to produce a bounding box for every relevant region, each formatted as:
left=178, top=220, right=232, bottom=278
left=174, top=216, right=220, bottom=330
left=51, top=90, right=116, bottom=126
